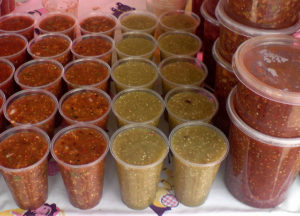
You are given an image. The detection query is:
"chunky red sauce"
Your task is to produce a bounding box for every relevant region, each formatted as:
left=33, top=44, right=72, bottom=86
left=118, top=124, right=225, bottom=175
left=39, top=14, right=75, bottom=32
left=73, top=38, right=112, bottom=56
left=0, top=16, right=34, bottom=31
left=0, top=35, right=26, bottom=56
left=0, top=62, right=12, bottom=83
left=31, top=36, right=69, bottom=57
left=80, top=16, right=116, bottom=33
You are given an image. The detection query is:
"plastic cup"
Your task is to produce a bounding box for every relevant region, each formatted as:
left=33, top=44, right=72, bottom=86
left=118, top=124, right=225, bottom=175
left=158, top=56, right=208, bottom=95
left=37, top=12, right=77, bottom=40
left=110, top=124, right=169, bottom=209
left=0, top=13, right=35, bottom=41
left=63, top=58, right=111, bottom=92
left=0, top=90, right=6, bottom=132
left=118, top=10, right=159, bottom=35
left=115, top=32, right=157, bottom=60
left=146, top=0, right=188, bottom=16
left=158, top=31, right=202, bottom=60
left=3, top=89, right=58, bottom=136
left=212, top=38, right=237, bottom=135
left=0, top=33, right=28, bottom=68
left=59, top=87, right=111, bottom=129
left=216, top=0, right=300, bottom=63
left=14, top=59, right=64, bottom=98
left=0, top=58, right=15, bottom=97
left=165, top=86, right=218, bottom=130
left=159, top=10, right=200, bottom=33
left=226, top=87, right=300, bottom=208
left=0, top=125, right=50, bottom=209
left=111, top=57, right=158, bottom=92
left=112, top=88, right=165, bottom=128
left=169, top=121, right=229, bottom=206
left=42, top=0, right=79, bottom=17
left=27, top=33, right=72, bottom=66
left=71, top=34, right=114, bottom=65
left=79, top=12, right=118, bottom=37
left=51, top=123, right=109, bottom=209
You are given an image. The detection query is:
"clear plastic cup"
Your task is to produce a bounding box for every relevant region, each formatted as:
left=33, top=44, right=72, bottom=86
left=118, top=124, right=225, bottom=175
left=158, top=56, right=208, bottom=95
left=118, top=10, right=159, bottom=35
left=111, top=57, right=159, bottom=92
left=59, top=87, right=111, bottom=129
left=0, top=13, right=35, bottom=41
left=0, top=125, right=50, bottom=209
left=0, top=90, right=6, bottom=132
left=159, top=10, right=200, bottom=33
left=0, top=33, right=28, bottom=68
left=158, top=31, right=202, bottom=60
left=169, top=121, right=229, bottom=206
left=110, top=124, right=169, bottom=209
left=0, top=58, right=15, bottom=97
left=3, top=89, right=58, bottom=136
left=233, top=35, right=300, bottom=138
left=165, top=86, right=219, bottom=130
left=37, top=11, right=78, bottom=40
left=71, top=34, right=114, bottom=65
left=216, top=0, right=300, bottom=63
left=146, top=0, right=188, bottom=16
left=212, top=38, right=236, bottom=135
left=112, top=88, right=165, bottom=128
left=115, top=32, right=157, bottom=60
left=42, top=0, right=79, bottom=17
left=63, top=58, right=111, bottom=92
left=14, top=59, right=64, bottom=98
left=226, top=87, right=300, bottom=208
left=27, top=33, right=72, bottom=66
left=51, top=123, right=109, bottom=209
left=79, top=12, right=118, bottom=37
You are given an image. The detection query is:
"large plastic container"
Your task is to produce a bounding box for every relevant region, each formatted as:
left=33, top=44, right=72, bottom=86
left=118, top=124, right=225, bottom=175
left=233, top=35, right=300, bottom=138
left=226, top=87, right=300, bottom=208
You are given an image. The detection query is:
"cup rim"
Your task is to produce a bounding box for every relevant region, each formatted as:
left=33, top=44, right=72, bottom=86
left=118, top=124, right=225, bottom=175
left=0, top=12, right=36, bottom=34
left=111, top=57, right=159, bottom=90
left=111, top=88, right=165, bottom=125
left=58, top=87, right=112, bottom=125
left=0, top=125, right=50, bottom=173
left=0, top=33, right=28, bottom=59
left=0, top=90, right=6, bottom=115
left=110, top=123, right=169, bottom=169
left=0, top=58, right=15, bottom=89
left=200, top=0, right=219, bottom=27
left=50, top=123, right=110, bottom=169
left=63, top=57, right=111, bottom=89
left=169, top=121, right=229, bottom=167
left=212, top=38, right=233, bottom=73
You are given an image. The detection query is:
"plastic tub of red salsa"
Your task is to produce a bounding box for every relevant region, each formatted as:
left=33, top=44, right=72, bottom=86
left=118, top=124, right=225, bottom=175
left=0, top=33, right=27, bottom=68
left=216, top=0, right=300, bottom=63
left=226, top=87, right=300, bottom=208
left=71, top=34, right=114, bottom=65
left=212, top=38, right=237, bottom=135
left=27, top=33, right=72, bottom=66
left=233, top=35, right=300, bottom=138
left=59, top=87, right=111, bottom=129
left=225, top=0, right=300, bottom=29
left=14, top=59, right=64, bottom=98
left=200, top=0, right=219, bottom=87
left=79, top=12, right=118, bottom=37
left=51, top=123, right=109, bottom=209
left=64, top=58, right=110, bottom=92
left=0, top=125, right=50, bottom=209
left=38, top=12, right=77, bottom=40
left=3, top=89, right=58, bottom=136
left=0, top=90, right=6, bottom=132
left=0, top=58, right=15, bottom=97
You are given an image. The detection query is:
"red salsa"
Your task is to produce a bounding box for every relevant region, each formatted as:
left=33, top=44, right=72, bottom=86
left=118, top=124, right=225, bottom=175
left=0, top=61, right=12, bottom=83
left=0, top=61, right=14, bottom=97
left=80, top=16, right=116, bottom=35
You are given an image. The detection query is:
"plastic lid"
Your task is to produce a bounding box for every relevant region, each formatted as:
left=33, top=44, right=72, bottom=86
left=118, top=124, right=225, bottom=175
left=233, top=35, right=300, bottom=105
left=200, top=0, right=219, bottom=27
left=216, top=0, right=300, bottom=37
left=212, top=38, right=232, bottom=73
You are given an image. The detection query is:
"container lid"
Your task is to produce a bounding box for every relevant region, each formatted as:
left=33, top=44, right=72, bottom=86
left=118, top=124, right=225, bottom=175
left=212, top=38, right=232, bottom=73
left=200, top=0, right=219, bottom=26
left=233, top=35, right=300, bottom=105
left=216, top=0, right=300, bottom=37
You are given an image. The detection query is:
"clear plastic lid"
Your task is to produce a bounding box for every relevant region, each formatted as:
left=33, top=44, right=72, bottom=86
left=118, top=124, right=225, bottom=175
left=233, top=35, right=300, bottom=105
left=200, top=0, right=219, bottom=27
left=216, top=0, right=300, bottom=37
left=212, top=38, right=232, bottom=73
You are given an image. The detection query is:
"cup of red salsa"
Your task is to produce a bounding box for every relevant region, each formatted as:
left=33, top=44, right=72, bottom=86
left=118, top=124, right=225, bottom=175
left=3, top=89, right=58, bottom=136
left=51, top=123, right=109, bottom=209
left=0, top=33, right=28, bottom=68
left=59, top=87, right=111, bottom=129
left=0, top=125, right=50, bottom=210
left=63, top=58, right=111, bottom=92
left=0, top=58, right=15, bottom=97
left=226, top=87, right=300, bottom=208
left=27, top=33, right=72, bottom=66
left=71, top=34, right=114, bottom=65
left=0, top=90, right=6, bottom=132
left=37, top=12, right=77, bottom=40
left=0, top=12, right=35, bottom=41
left=14, top=59, right=64, bottom=98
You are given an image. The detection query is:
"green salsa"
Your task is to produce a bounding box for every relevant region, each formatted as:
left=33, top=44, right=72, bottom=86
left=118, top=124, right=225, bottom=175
left=116, top=37, right=155, bottom=56
left=121, top=14, right=156, bottom=30
left=161, top=13, right=197, bottom=30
